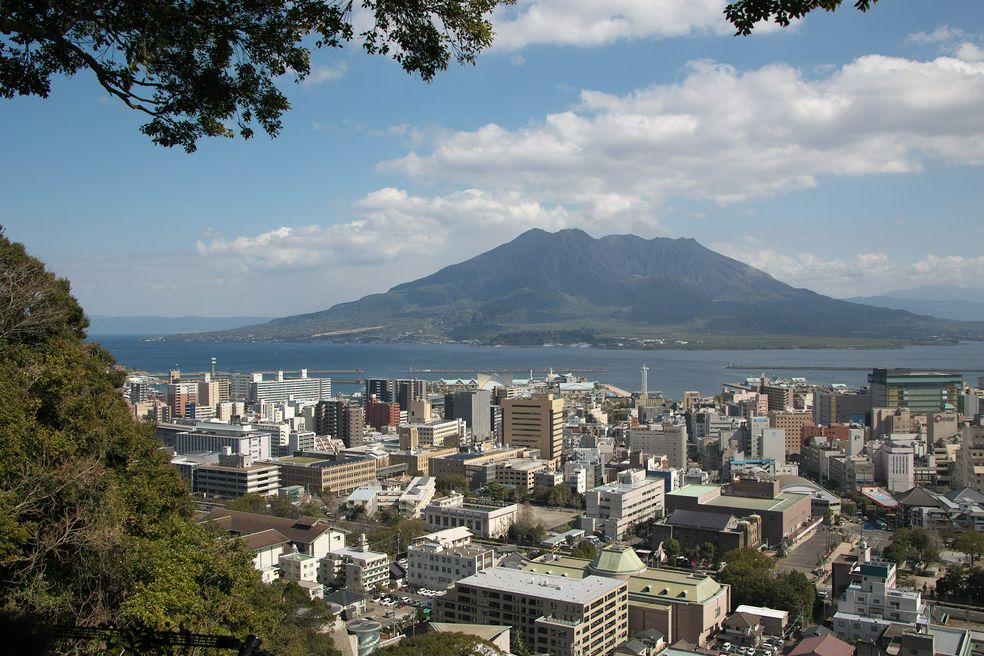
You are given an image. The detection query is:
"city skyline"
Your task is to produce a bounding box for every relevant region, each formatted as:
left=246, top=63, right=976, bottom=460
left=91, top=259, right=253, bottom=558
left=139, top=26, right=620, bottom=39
left=3, top=2, right=984, bottom=316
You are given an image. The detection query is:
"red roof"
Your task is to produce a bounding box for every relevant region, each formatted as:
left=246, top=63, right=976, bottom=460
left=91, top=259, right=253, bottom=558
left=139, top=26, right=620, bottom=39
left=790, top=634, right=855, bottom=656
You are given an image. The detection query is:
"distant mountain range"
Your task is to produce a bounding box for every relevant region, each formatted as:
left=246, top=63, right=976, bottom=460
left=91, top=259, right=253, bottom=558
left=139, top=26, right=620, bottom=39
left=90, top=315, right=273, bottom=334
left=846, top=285, right=984, bottom=322
left=170, top=229, right=984, bottom=348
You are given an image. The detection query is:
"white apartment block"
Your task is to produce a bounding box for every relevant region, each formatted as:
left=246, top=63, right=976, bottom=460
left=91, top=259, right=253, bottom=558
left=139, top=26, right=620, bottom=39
left=193, top=460, right=280, bottom=499
left=582, top=469, right=665, bottom=539
left=399, top=476, right=437, bottom=518
left=249, top=370, right=331, bottom=404
left=321, top=537, right=390, bottom=592
left=174, top=421, right=273, bottom=460
left=279, top=552, right=319, bottom=582
left=833, top=560, right=929, bottom=642
left=407, top=540, right=496, bottom=590
left=433, top=568, right=628, bottom=656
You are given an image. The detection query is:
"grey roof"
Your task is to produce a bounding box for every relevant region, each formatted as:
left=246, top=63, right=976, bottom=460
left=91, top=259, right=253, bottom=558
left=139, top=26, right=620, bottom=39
left=895, top=486, right=942, bottom=508
left=454, top=568, right=625, bottom=602
left=945, top=487, right=984, bottom=503
left=665, top=508, right=737, bottom=531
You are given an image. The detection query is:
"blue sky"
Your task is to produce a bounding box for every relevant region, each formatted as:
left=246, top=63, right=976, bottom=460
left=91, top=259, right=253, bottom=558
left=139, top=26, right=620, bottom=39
left=3, top=1, right=984, bottom=316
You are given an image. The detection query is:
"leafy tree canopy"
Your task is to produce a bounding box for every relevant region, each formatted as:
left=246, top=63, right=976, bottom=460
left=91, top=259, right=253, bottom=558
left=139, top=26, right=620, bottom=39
left=380, top=630, right=503, bottom=656
left=0, top=227, right=338, bottom=655
left=725, top=0, right=877, bottom=35
left=719, top=548, right=815, bottom=620
left=0, top=0, right=510, bottom=152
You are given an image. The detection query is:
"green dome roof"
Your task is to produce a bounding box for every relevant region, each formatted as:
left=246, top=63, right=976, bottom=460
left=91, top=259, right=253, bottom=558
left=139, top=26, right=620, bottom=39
left=588, top=545, right=647, bottom=578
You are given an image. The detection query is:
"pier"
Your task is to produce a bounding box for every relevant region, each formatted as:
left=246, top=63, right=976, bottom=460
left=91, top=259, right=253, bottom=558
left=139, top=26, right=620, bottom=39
left=725, top=364, right=984, bottom=372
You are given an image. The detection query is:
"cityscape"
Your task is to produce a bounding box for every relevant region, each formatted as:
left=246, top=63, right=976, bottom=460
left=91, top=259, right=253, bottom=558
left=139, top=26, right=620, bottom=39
left=119, top=361, right=984, bottom=656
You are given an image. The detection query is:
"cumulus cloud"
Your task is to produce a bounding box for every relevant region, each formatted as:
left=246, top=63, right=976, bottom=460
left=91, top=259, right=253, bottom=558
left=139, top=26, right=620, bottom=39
left=382, top=52, right=984, bottom=206
left=709, top=239, right=984, bottom=297
left=195, top=187, right=660, bottom=273
left=490, top=0, right=737, bottom=51
left=907, top=25, right=969, bottom=45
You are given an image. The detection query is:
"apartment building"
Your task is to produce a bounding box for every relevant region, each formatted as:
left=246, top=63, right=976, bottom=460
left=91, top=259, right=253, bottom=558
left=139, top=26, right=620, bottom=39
left=433, top=568, right=628, bottom=656
left=769, top=411, right=816, bottom=456
left=321, top=536, right=390, bottom=592
left=494, top=458, right=550, bottom=492
left=407, top=540, right=496, bottom=590
left=582, top=469, right=665, bottom=539
left=628, top=424, right=688, bottom=470
left=248, top=370, right=331, bottom=404
left=833, top=560, right=929, bottom=641
left=174, top=421, right=273, bottom=460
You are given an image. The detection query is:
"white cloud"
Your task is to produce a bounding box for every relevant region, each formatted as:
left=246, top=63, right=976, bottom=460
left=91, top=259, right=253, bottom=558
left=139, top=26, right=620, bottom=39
left=907, top=25, right=969, bottom=45
left=301, top=62, right=348, bottom=88
left=382, top=52, right=984, bottom=206
left=490, top=0, right=737, bottom=51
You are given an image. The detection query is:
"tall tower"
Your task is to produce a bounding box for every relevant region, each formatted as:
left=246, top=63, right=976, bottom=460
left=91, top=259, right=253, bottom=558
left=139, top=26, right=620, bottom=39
left=502, top=394, right=564, bottom=464
left=641, top=365, right=649, bottom=397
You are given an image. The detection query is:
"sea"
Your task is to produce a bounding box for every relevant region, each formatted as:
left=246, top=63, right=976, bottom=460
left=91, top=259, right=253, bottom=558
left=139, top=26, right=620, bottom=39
left=90, top=335, right=984, bottom=399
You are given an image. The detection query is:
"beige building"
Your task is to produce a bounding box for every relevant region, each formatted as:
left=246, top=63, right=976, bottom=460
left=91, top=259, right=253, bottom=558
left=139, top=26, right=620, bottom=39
left=427, top=446, right=525, bottom=482
left=769, top=411, right=815, bottom=455
left=629, top=424, right=688, bottom=470
left=583, top=469, right=665, bottom=539
left=424, top=493, right=517, bottom=538
left=276, top=454, right=377, bottom=496
left=399, top=418, right=466, bottom=448
left=523, top=546, right=731, bottom=647
left=503, top=394, right=565, bottom=464
left=433, top=567, right=628, bottom=656
left=955, top=425, right=984, bottom=491
left=321, top=535, right=390, bottom=592
left=494, top=458, right=550, bottom=491
left=389, top=446, right=458, bottom=477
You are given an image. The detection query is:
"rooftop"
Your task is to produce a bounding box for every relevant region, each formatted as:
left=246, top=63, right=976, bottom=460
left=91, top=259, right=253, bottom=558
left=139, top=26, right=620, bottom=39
left=669, top=484, right=719, bottom=498
left=457, top=568, right=625, bottom=602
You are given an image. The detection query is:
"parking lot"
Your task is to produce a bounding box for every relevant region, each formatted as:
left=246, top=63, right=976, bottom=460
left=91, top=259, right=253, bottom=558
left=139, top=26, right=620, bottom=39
left=712, top=634, right=787, bottom=656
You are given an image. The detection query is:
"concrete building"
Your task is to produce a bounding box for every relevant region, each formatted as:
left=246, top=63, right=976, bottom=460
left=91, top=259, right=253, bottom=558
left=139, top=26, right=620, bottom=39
left=814, top=390, right=871, bottom=426
left=249, top=370, right=331, bottom=404
left=365, top=397, right=401, bottom=430
left=875, top=442, right=916, bottom=492
left=241, top=529, right=290, bottom=583
left=494, top=458, right=550, bottom=492
left=407, top=539, right=496, bottom=590
left=423, top=493, right=517, bottom=539
left=955, top=425, right=984, bottom=492
left=389, top=446, right=458, bottom=477
left=629, top=424, right=688, bottom=470
left=174, top=421, right=273, bottom=460
left=433, top=567, right=628, bottom=656
left=398, top=476, right=437, bottom=518
left=652, top=509, right=762, bottom=555
left=313, top=400, right=365, bottom=448
left=428, top=446, right=525, bottom=486
left=280, top=552, right=319, bottom=582
left=400, top=418, right=466, bottom=448
left=833, top=559, right=929, bottom=641
left=665, top=481, right=812, bottom=548
left=322, top=536, right=391, bottom=592
left=522, top=546, right=731, bottom=646
left=502, top=394, right=565, bottom=464
left=277, top=454, right=377, bottom=496
left=445, top=390, right=493, bottom=440
left=868, top=369, right=962, bottom=414
left=193, top=452, right=280, bottom=499
left=769, top=412, right=815, bottom=456
left=583, top=469, right=665, bottom=539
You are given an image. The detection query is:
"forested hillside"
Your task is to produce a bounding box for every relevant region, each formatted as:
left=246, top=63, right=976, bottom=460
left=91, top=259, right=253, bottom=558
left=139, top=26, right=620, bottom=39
left=0, top=228, right=337, bottom=655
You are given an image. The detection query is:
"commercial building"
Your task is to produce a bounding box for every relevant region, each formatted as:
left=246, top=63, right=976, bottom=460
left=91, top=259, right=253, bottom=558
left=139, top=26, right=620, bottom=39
left=955, top=425, right=984, bottom=492
left=433, top=567, right=628, bottom=656
left=400, top=418, right=466, bottom=449
left=651, top=509, right=762, bottom=555
left=445, top=389, right=494, bottom=440
left=277, top=454, right=377, bottom=496
left=428, top=446, right=525, bottom=485
left=407, top=539, right=496, bottom=590
left=629, top=424, right=688, bottom=470
left=193, top=452, right=280, bottom=499
left=365, top=396, right=401, bottom=430
left=388, top=446, right=458, bottom=477
left=494, top=458, right=550, bottom=492
left=582, top=469, right=665, bottom=540
left=868, top=369, right=962, bottom=414
left=665, top=480, right=812, bottom=547
left=174, top=421, right=273, bottom=460
left=521, top=546, right=731, bottom=646
left=502, top=394, right=565, bottom=464
left=423, top=493, right=517, bottom=539
left=248, top=370, right=331, bottom=404
left=769, top=412, right=815, bottom=456
left=814, top=390, right=871, bottom=426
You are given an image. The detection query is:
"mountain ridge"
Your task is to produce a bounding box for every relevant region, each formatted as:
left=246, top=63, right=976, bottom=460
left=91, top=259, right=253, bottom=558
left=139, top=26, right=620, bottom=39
left=169, top=229, right=984, bottom=348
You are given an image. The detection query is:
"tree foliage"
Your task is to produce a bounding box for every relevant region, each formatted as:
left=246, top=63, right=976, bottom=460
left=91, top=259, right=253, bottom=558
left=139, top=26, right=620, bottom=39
left=0, top=228, right=337, bottom=655
left=380, top=630, right=503, bottom=656
left=0, top=0, right=509, bottom=151
left=883, top=528, right=938, bottom=567
left=954, top=532, right=984, bottom=564
left=719, top=548, right=816, bottom=621
left=936, top=565, right=984, bottom=605
left=507, top=521, right=546, bottom=547
left=570, top=540, right=597, bottom=560
left=725, top=0, right=878, bottom=35
left=436, top=475, right=468, bottom=495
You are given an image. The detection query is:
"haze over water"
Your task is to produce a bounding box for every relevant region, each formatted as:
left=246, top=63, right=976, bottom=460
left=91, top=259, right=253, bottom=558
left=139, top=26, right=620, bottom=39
left=93, top=336, right=984, bottom=399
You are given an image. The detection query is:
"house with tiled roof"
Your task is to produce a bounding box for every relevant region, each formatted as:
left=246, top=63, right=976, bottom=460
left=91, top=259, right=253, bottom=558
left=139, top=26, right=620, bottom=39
left=202, top=508, right=346, bottom=558
left=790, top=633, right=855, bottom=656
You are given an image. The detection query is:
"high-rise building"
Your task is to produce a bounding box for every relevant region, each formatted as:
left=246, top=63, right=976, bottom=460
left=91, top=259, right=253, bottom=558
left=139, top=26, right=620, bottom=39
left=955, top=425, right=984, bottom=492
left=502, top=394, right=564, bottom=463
left=314, top=400, right=365, bottom=447
left=248, top=370, right=331, bottom=404
left=814, top=390, right=871, bottom=426
left=867, top=368, right=962, bottom=414
left=769, top=411, right=815, bottom=455
left=396, top=379, right=426, bottom=411
left=444, top=389, right=493, bottom=440
left=365, top=396, right=400, bottom=430
left=628, top=424, right=688, bottom=470
left=365, top=378, right=395, bottom=403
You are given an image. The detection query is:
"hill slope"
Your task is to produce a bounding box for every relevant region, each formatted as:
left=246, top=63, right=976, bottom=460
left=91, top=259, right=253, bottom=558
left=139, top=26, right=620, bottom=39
left=847, top=285, right=984, bottom=322
left=177, top=229, right=984, bottom=347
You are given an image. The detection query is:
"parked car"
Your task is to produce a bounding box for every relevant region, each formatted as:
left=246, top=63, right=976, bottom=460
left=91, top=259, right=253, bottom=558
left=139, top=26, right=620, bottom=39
left=721, top=643, right=732, bottom=652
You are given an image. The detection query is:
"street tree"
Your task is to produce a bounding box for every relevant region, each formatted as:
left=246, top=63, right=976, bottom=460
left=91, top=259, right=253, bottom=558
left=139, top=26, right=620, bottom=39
left=0, top=0, right=509, bottom=152
left=725, top=0, right=878, bottom=35
left=954, top=532, right=984, bottom=565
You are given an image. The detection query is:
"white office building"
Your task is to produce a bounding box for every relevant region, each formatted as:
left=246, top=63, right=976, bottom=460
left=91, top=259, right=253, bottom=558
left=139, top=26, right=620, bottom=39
left=582, top=469, right=665, bottom=539
left=833, top=559, right=929, bottom=642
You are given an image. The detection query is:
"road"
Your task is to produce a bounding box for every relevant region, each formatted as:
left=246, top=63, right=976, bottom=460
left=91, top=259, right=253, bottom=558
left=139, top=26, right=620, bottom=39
left=782, top=528, right=845, bottom=576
